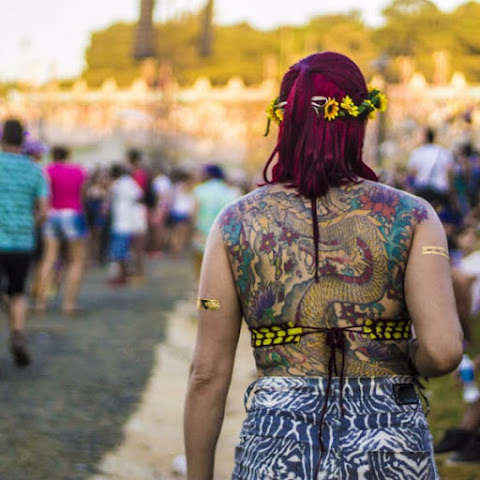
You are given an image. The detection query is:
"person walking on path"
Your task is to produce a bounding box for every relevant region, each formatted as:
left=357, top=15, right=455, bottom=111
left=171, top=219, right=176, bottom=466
left=126, top=148, right=149, bottom=280
left=407, top=127, right=454, bottom=211
left=184, top=52, right=463, bottom=479
left=0, top=118, right=48, bottom=366
left=106, top=164, right=143, bottom=286
left=34, top=145, right=88, bottom=315
left=191, top=164, right=239, bottom=283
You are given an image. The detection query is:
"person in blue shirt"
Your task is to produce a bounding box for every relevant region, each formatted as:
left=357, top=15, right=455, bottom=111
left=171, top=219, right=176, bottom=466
left=0, top=119, right=48, bottom=367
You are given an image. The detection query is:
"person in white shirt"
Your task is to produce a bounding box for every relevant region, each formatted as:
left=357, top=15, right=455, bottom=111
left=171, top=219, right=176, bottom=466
left=107, top=164, right=142, bottom=285
left=407, top=127, right=454, bottom=209
left=407, top=128, right=454, bottom=207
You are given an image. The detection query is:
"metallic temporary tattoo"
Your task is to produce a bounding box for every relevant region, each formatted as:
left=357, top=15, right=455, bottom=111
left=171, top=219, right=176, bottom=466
left=421, top=246, right=449, bottom=259
left=196, top=297, right=221, bottom=311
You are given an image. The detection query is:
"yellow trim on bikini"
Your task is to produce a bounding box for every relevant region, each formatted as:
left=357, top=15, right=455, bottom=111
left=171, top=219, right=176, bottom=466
left=250, top=319, right=412, bottom=347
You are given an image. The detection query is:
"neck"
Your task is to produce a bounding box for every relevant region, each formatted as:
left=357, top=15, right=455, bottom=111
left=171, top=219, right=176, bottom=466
left=1, top=144, right=22, bottom=154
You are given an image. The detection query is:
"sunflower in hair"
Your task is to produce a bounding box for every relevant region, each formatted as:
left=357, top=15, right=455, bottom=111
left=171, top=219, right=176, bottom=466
left=324, top=97, right=340, bottom=121
left=377, top=92, right=387, bottom=112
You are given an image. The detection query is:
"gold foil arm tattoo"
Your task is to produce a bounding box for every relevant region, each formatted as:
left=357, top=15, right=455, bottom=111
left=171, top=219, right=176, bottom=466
left=421, top=246, right=449, bottom=259
left=196, top=297, right=221, bottom=311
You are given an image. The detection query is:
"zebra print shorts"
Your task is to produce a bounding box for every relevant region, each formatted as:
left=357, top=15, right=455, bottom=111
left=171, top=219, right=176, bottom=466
left=232, top=376, right=438, bottom=480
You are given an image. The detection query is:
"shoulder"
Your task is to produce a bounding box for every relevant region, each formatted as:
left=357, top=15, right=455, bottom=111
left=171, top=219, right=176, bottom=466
left=216, top=187, right=261, bottom=226
left=193, top=182, right=207, bottom=194
left=217, top=185, right=299, bottom=229
left=19, top=155, right=44, bottom=176
left=408, top=145, right=425, bottom=158
left=436, top=144, right=454, bottom=160
left=0, top=152, right=31, bottom=166
left=361, top=180, right=433, bottom=222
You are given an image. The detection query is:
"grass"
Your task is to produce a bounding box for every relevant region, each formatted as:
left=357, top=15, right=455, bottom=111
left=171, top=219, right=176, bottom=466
left=428, top=316, right=480, bottom=480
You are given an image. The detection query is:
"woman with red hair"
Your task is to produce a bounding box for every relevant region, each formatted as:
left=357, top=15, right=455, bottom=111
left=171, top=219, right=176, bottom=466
left=184, top=52, right=463, bottom=479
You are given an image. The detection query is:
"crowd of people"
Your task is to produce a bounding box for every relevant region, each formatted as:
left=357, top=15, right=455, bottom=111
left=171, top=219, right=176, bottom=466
left=398, top=126, right=480, bottom=464
left=0, top=117, right=244, bottom=368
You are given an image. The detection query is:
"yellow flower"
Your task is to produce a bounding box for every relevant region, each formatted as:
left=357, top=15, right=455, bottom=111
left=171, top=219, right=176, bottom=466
left=266, top=103, right=275, bottom=118
left=324, top=97, right=339, bottom=121
left=377, top=92, right=387, bottom=112
left=340, top=95, right=359, bottom=117
left=266, top=97, right=285, bottom=125
left=363, top=99, right=376, bottom=119
left=340, top=95, right=354, bottom=109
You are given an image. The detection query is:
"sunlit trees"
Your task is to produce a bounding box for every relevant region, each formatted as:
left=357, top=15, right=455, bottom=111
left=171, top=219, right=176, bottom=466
left=81, top=0, right=480, bottom=88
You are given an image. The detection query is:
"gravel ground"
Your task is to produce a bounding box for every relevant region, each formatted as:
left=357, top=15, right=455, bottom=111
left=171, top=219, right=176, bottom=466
left=0, top=256, right=192, bottom=480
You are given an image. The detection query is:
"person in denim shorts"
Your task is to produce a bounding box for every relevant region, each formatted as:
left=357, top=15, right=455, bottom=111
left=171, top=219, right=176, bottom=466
left=35, top=145, right=88, bottom=314
left=184, top=52, right=464, bottom=479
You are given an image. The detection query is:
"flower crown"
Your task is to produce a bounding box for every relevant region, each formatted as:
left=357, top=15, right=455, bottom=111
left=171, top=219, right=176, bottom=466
left=264, top=87, right=387, bottom=136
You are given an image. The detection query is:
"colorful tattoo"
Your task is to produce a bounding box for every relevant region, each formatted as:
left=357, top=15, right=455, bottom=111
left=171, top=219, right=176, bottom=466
left=220, top=182, right=429, bottom=377
left=196, top=298, right=220, bottom=311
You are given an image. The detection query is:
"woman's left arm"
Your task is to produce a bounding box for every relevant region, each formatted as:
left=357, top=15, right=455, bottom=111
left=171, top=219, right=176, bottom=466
left=184, top=219, right=242, bottom=480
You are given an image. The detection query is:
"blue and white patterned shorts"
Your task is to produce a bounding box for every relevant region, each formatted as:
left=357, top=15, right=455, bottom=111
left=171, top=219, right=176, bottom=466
left=232, top=376, right=438, bottom=480
left=44, top=209, right=87, bottom=240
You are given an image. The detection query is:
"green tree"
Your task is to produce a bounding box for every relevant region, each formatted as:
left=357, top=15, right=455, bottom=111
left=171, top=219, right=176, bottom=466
left=79, top=1, right=480, bottom=88
left=84, top=23, right=139, bottom=87
left=304, top=12, right=379, bottom=78
left=374, top=0, right=455, bottom=81
left=450, top=2, right=480, bottom=81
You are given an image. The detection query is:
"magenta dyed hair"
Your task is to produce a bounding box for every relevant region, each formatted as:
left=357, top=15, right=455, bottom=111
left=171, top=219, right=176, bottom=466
left=263, top=51, right=378, bottom=198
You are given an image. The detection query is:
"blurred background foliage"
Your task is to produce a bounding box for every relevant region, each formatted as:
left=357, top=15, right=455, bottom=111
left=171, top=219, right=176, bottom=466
left=79, top=0, right=480, bottom=88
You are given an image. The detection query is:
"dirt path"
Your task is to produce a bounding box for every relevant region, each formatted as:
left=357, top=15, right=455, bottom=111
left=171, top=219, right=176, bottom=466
left=90, top=298, right=256, bottom=480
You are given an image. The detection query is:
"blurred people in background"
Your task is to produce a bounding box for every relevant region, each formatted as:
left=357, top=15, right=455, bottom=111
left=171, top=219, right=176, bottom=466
left=168, top=167, right=196, bottom=256
left=35, top=145, right=88, bottom=315
left=463, top=143, right=480, bottom=209
left=107, top=164, right=143, bottom=286
left=22, top=136, right=48, bottom=164
left=407, top=127, right=454, bottom=210
left=449, top=144, right=471, bottom=218
left=84, top=167, right=110, bottom=266
left=0, top=118, right=48, bottom=366
left=437, top=356, right=480, bottom=464
left=449, top=223, right=480, bottom=344
left=126, top=148, right=149, bottom=280
left=22, top=136, right=49, bottom=298
left=149, top=165, right=173, bottom=256
left=191, top=164, right=239, bottom=281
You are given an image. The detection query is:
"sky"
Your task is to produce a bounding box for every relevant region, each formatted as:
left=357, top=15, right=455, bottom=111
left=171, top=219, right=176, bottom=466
left=0, top=0, right=471, bottom=83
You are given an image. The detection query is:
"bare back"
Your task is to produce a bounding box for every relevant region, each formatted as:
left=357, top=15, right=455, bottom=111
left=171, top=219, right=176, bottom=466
left=219, top=180, right=431, bottom=377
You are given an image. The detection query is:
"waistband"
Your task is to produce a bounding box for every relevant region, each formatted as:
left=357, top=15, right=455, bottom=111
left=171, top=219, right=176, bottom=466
left=245, top=375, right=419, bottom=405
left=49, top=208, right=84, bottom=216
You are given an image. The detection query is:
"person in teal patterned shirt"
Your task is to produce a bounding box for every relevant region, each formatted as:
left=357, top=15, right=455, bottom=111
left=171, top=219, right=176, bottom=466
left=0, top=119, right=48, bottom=367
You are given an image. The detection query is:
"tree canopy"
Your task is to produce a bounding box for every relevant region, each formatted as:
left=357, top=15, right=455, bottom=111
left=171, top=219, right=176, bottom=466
left=81, top=0, right=480, bottom=88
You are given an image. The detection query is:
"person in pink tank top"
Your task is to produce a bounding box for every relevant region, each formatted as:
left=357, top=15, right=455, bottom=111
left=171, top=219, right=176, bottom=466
left=35, top=145, right=88, bottom=315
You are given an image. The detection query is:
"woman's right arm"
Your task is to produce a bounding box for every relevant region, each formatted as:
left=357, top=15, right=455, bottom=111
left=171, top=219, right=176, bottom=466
left=404, top=203, right=463, bottom=377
